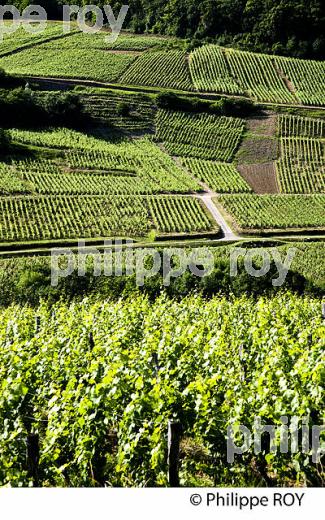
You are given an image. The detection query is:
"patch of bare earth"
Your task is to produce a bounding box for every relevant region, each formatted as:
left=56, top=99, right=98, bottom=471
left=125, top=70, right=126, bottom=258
left=104, top=50, right=142, bottom=56
left=237, top=162, right=279, bottom=194
left=274, top=64, right=297, bottom=96
left=237, top=136, right=278, bottom=163
left=237, top=112, right=279, bottom=164
left=246, top=112, right=278, bottom=137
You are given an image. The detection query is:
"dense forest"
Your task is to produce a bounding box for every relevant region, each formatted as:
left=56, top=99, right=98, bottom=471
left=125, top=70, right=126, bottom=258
left=10, top=0, right=325, bottom=59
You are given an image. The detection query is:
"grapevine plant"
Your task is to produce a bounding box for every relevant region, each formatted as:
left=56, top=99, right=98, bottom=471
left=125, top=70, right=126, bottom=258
left=0, top=293, right=323, bottom=487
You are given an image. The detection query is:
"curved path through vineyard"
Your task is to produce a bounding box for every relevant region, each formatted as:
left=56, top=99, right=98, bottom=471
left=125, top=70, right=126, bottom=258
left=196, top=192, right=239, bottom=241
left=173, top=156, right=239, bottom=241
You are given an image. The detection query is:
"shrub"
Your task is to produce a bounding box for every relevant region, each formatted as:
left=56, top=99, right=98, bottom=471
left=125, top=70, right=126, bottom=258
left=38, top=91, right=87, bottom=127
left=156, top=91, right=213, bottom=113
left=156, top=91, right=255, bottom=117
left=0, top=88, right=87, bottom=129
left=116, top=101, right=131, bottom=117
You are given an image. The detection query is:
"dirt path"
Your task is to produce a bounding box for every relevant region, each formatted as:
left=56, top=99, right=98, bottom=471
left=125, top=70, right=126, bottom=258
left=172, top=156, right=239, bottom=240
left=196, top=192, right=239, bottom=241
left=273, top=62, right=298, bottom=100
left=104, top=49, right=142, bottom=56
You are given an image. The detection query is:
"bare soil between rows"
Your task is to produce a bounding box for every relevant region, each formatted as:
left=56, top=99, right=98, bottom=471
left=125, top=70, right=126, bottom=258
left=237, top=162, right=280, bottom=194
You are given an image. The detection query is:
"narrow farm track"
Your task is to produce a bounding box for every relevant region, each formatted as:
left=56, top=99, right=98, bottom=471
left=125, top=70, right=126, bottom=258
left=22, top=75, right=325, bottom=112
left=196, top=192, right=239, bottom=241
left=2, top=231, right=325, bottom=258
left=172, top=156, right=239, bottom=240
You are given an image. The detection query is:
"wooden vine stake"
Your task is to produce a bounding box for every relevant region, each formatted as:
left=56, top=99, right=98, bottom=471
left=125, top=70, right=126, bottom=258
left=89, top=332, right=95, bottom=350
left=35, top=316, right=41, bottom=333
left=26, top=433, right=40, bottom=487
left=322, top=303, right=325, bottom=320
left=167, top=420, right=181, bottom=487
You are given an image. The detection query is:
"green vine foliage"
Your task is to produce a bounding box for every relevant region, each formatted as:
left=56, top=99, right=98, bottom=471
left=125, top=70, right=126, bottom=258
left=0, top=293, right=323, bottom=486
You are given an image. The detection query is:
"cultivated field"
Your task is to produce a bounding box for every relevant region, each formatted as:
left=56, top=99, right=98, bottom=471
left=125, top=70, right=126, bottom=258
left=1, top=96, right=325, bottom=242
left=0, top=293, right=323, bottom=486
left=181, top=158, right=252, bottom=193
left=0, top=194, right=215, bottom=242
left=0, top=125, right=222, bottom=242
left=277, top=115, right=325, bottom=193
left=120, top=50, right=193, bottom=91
left=217, top=194, right=325, bottom=231
left=156, top=109, right=245, bottom=161
left=1, top=26, right=325, bottom=106
left=189, top=45, right=244, bottom=95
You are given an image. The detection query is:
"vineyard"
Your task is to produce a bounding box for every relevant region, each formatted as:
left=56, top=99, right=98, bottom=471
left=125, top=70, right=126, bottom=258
left=0, top=24, right=325, bottom=108
left=79, top=89, right=156, bottom=134
left=147, top=196, right=214, bottom=233
left=6, top=128, right=200, bottom=196
left=180, top=158, right=252, bottom=193
left=10, top=159, right=153, bottom=196
left=279, top=114, right=325, bottom=139
left=120, top=50, right=193, bottom=91
left=0, top=163, right=29, bottom=194
left=189, top=45, right=244, bottom=95
left=0, top=41, right=137, bottom=83
left=0, top=120, right=227, bottom=242
left=9, top=127, right=130, bottom=150
left=277, top=115, right=325, bottom=194
left=48, top=31, right=170, bottom=52
left=6, top=154, right=198, bottom=197
left=3, top=109, right=325, bottom=238
left=189, top=45, right=296, bottom=103
left=2, top=101, right=325, bottom=240
left=155, top=109, right=245, bottom=162
left=0, top=195, right=149, bottom=241
left=0, top=194, right=214, bottom=242
left=276, top=56, right=325, bottom=106
left=225, top=49, right=296, bottom=104
left=0, top=22, right=68, bottom=57
left=0, top=27, right=174, bottom=83
left=0, top=293, right=323, bottom=486
left=2, top=12, right=325, bottom=503
left=189, top=45, right=325, bottom=107
left=1, top=18, right=325, bottom=498
left=217, top=194, right=325, bottom=230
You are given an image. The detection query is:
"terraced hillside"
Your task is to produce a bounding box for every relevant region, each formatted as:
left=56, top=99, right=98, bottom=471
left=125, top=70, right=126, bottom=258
left=0, top=22, right=73, bottom=57
left=0, top=25, right=325, bottom=245
left=0, top=126, right=221, bottom=243
left=2, top=100, right=325, bottom=243
left=277, top=115, right=325, bottom=193
left=1, top=25, right=325, bottom=106
left=214, top=111, right=325, bottom=233
left=155, top=109, right=245, bottom=161
left=79, top=89, right=156, bottom=134
left=217, top=194, right=325, bottom=232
